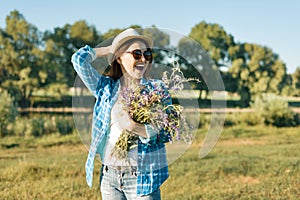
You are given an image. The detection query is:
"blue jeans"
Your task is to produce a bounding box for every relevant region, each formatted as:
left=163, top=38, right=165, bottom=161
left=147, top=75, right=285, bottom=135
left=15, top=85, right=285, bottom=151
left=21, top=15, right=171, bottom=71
left=100, top=165, right=161, bottom=200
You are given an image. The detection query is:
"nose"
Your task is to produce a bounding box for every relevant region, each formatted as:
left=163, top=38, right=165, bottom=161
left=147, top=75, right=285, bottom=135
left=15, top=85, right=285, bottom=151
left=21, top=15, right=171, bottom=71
left=140, top=55, right=146, bottom=62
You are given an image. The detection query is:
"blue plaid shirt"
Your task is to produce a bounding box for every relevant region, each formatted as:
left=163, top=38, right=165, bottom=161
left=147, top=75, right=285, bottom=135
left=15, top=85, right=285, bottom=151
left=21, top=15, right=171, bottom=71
left=71, top=45, right=169, bottom=195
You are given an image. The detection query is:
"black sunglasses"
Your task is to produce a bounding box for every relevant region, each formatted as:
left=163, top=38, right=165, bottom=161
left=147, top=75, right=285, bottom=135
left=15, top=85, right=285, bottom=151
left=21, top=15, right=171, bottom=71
left=126, top=49, right=152, bottom=61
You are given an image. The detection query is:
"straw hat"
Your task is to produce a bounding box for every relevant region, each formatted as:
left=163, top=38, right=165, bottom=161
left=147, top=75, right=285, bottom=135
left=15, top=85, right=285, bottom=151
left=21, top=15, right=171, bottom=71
left=107, top=28, right=153, bottom=64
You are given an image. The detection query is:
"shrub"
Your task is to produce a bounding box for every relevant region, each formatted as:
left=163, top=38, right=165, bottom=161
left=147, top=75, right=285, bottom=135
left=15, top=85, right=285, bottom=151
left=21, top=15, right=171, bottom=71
left=9, top=115, right=75, bottom=137
left=42, top=116, right=57, bottom=135
left=223, top=113, right=237, bottom=127
left=239, top=112, right=264, bottom=126
left=0, top=88, right=18, bottom=137
left=13, top=117, right=31, bottom=137
left=55, top=116, right=74, bottom=135
left=30, top=117, right=45, bottom=137
left=252, top=94, right=299, bottom=127
left=198, top=113, right=210, bottom=128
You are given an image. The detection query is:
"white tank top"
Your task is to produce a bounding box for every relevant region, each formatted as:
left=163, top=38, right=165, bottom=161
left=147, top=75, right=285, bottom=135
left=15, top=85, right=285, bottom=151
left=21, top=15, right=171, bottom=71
left=102, top=98, right=137, bottom=166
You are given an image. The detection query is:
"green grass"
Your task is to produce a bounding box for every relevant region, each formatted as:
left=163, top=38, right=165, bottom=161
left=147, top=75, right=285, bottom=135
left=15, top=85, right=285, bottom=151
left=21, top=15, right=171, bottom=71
left=1, top=125, right=299, bottom=200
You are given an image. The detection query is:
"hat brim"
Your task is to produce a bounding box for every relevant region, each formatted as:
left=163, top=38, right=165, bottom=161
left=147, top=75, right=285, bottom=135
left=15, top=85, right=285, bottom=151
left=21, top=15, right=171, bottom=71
left=107, top=35, right=153, bottom=64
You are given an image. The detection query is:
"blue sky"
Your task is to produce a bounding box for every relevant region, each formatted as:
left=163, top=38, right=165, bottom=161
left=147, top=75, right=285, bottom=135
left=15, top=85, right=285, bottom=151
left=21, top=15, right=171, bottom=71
left=1, top=0, right=299, bottom=73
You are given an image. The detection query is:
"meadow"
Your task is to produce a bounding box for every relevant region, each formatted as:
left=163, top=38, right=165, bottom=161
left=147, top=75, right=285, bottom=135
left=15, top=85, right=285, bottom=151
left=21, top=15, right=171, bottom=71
left=1, top=124, right=299, bottom=200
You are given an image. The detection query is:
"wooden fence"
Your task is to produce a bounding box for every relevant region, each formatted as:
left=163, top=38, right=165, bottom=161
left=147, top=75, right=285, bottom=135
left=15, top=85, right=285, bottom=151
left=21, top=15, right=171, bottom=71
left=18, top=107, right=300, bottom=114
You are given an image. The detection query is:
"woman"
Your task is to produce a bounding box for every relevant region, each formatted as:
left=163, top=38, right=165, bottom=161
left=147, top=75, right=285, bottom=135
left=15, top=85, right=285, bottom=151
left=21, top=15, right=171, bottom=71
left=71, top=28, right=172, bottom=199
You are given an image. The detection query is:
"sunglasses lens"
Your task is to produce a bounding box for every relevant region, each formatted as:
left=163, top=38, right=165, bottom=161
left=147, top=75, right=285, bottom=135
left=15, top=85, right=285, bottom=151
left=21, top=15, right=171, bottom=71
left=132, top=50, right=142, bottom=60
left=143, top=51, right=152, bottom=61
left=130, top=49, right=152, bottom=61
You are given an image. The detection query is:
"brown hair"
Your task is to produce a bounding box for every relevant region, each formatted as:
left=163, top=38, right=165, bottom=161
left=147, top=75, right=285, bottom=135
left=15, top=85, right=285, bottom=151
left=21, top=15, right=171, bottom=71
left=106, top=38, right=152, bottom=81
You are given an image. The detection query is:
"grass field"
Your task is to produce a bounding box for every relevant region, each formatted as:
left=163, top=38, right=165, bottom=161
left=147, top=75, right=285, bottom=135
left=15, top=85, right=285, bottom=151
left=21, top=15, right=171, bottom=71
left=1, top=125, right=299, bottom=200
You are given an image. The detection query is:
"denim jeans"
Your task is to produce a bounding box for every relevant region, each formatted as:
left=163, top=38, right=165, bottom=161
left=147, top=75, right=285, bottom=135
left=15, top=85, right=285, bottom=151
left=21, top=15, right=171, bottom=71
left=100, top=165, right=161, bottom=200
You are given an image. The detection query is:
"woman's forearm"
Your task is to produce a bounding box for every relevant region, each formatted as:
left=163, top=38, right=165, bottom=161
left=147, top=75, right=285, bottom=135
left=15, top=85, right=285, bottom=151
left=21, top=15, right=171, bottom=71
left=131, top=122, right=147, bottom=138
left=71, top=45, right=102, bottom=97
left=93, top=45, right=111, bottom=58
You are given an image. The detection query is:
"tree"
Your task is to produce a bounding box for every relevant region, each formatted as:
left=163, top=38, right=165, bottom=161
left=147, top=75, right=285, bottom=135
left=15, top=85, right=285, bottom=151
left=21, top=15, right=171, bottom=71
left=70, top=20, right=102, bottom=49
left=228, top=43, right=288, bottom=107
left=177, top=37, right=211, bottom=99
left=292, top=67, right=300, bottom=96
left=0, top=10, right=43, bottom=107
left=188, top=21, right=235, bottom=68
left=142, top=26, right=170, bottom=49
left=0, top=88, right=18, bottom=137
left=43, top=21, right=102, bottom=87
left=177, top=22, right=231, bottom=100
left=141, top=26, right=171, bottom=79
left=42, top=21, right=102, bottom=99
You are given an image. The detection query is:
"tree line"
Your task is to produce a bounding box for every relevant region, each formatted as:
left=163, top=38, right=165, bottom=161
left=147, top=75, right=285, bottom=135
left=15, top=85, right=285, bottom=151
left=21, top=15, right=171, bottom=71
left=0, top=10, right=299, bottom=108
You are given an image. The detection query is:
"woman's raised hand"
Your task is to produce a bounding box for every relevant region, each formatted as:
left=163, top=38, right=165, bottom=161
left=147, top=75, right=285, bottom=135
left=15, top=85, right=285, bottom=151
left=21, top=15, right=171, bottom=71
left=93, top=45, right=112, bottom=58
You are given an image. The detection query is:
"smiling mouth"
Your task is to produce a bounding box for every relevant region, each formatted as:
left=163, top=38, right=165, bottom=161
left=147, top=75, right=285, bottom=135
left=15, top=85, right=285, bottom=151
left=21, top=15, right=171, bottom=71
left=135, top=64, right=145, bottom=70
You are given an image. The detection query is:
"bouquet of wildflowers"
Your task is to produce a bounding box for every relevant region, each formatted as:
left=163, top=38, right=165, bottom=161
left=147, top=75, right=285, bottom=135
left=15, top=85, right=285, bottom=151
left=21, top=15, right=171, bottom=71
left=111, top=62, right=199, bottom=160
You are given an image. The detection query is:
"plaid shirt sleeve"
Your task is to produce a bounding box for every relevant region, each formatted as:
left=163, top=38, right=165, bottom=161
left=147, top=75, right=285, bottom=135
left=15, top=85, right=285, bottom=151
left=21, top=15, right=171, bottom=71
left=71, top=45, right=114, bottom=188
left=71, top=45, right=101, bottom=97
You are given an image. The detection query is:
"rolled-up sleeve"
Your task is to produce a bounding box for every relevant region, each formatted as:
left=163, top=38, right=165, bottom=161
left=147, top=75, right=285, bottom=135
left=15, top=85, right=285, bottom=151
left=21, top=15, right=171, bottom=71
left=71, top=45, right=101, bottom=97
left=139, top=124, right=158, bottom=144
